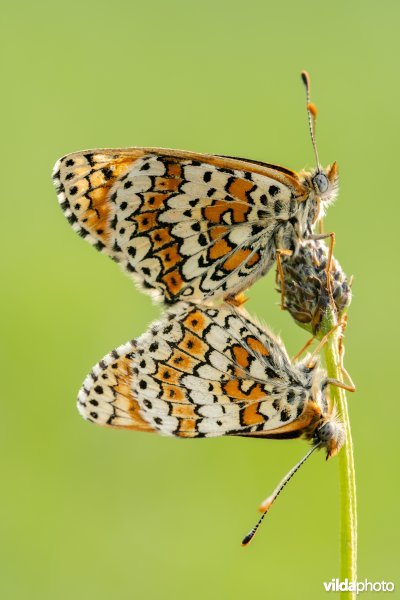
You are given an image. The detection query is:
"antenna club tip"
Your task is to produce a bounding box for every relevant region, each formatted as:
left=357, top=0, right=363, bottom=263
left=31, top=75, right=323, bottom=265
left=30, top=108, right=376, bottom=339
left=301, top=70, right=310, bottom=86
left=259, top=497, right=273, bottom=513
left=241, top=531, right=254, bottom=547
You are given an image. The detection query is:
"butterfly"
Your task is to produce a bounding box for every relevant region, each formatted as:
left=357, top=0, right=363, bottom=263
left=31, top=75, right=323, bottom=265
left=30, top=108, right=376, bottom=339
left=78, top=301, right=346, bottom=543
left=52, top=72, right=338, bottom=305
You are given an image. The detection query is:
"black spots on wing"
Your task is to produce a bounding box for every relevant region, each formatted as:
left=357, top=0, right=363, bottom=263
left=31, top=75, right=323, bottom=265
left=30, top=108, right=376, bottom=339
left=251, top=224, right=264, bottom=236
left=207, top=188, right=216, bottom=197
left=274, top=199, right=283, bottom=215
left=67, top=213, right=78, bottom=225
left=198, top=234, right=208, bottom=246
left=269, top=185, right=280, bottom=197
left=203, top=171, right=212, bottom=182
left=272, top=398, right=281, bottom=411
left=280, top=408, right=290, bottom=422
left=65, top=158, right=75, bottom=167
left=83, top=154, right=95, bottom=166
left=124, top=180, right=132, bottom=189
left=139, top=380, right=147, bottom=390
left=60, top=199, right=70, bottom=212
left=102, top=167, right=113, bottom=180
left=94, top=385, right=103, bottom=394
left=69, top=186, right=78, bottom=196
left=287, top=389, right=296, bottom=404
left=265, top=367, right=277, bottom=379
left=120, top=201, right=128, bottom=210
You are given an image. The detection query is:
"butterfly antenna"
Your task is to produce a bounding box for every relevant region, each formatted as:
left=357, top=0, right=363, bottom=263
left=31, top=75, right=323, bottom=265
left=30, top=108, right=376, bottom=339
left=241, top=442, right=321, bottom=547
left=301, top=70, right=322, bottom=172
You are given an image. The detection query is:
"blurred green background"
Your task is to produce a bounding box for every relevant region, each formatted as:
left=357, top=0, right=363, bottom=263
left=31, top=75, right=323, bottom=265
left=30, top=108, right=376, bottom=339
left=2, top=1, right=399, bottom=598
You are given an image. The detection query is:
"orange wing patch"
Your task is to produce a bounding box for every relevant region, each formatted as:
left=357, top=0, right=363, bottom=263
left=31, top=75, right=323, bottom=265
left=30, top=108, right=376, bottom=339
left=223, top=248, right=254, bottom=272
left=77, top=342, right=155, bottom=432
left=204, top=199, right=251, bottom=224
left=246, top=336, right=270, bottom=356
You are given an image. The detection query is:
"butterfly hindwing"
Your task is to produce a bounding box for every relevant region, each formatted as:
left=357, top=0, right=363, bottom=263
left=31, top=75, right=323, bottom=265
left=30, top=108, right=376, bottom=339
left=77, top=339, right=155, bottom=432
left=78, top=303, right=322, bottom=438
left=53, top=148, right=308, bottom=303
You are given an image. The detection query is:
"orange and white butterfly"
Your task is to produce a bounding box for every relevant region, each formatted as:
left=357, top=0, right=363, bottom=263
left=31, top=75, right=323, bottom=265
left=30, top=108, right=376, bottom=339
left=78, top=301, right=345, bottom=544
left=52, top=72, right=338, bottom=304
left=78, top=302, right=343, bottom=450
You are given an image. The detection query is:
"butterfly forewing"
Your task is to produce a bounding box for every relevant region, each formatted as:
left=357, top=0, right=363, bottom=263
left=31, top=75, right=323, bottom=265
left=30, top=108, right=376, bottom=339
left=53, top=148, right=308, bottom=303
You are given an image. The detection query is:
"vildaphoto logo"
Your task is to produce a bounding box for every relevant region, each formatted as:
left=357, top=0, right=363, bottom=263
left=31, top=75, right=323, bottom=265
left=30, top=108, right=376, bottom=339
left=323, top=579, right=395, bottom=594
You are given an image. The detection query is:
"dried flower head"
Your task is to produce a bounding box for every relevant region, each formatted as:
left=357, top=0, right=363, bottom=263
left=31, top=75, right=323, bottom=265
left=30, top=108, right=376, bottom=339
left=278, top=239, right=352, bottom=335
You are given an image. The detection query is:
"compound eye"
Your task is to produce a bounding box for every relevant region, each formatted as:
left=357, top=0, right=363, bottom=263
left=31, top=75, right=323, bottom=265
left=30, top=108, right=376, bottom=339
left=313, top=172, right=329, bottom=194
left=317, top=421, right=334, bottom=442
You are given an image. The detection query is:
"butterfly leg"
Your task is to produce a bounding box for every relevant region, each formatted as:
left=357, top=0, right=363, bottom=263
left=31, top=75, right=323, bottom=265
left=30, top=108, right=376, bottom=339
left=337, top=315, right=357, bottom=392
left=309, top=231, right=336, bottom=304
left=291, top=335, right=316, bottom=362
left=276, top=249, right=293, bottom=310
left=326, top=377, right=356, bottom=393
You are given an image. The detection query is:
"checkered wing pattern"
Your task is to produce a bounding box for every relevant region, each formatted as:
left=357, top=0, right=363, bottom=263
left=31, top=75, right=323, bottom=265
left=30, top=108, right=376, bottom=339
left=78, top=303, right=322, bottom=438
left=53, top=148, right=307, bottom=303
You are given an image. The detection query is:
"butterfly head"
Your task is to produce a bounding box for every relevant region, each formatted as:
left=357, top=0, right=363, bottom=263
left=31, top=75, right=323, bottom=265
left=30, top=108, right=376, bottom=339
left=310, top=162, right=339, bottom=206
left=314, top=412, right=345, bottom=460
left=301, top=360, right=344, bottom=459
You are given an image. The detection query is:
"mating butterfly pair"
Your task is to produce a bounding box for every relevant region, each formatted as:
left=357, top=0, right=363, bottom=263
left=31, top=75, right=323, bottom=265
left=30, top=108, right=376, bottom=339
left=53, top=72, right=350, bottom=545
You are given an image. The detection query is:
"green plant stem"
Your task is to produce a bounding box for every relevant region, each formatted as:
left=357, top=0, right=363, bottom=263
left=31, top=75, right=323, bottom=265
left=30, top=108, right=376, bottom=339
left=322, top=307, right=357, bottom=598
